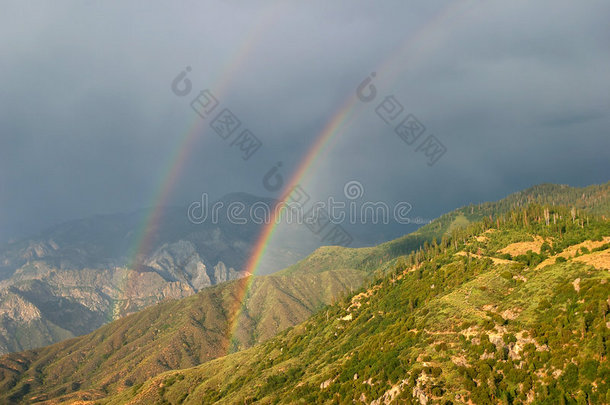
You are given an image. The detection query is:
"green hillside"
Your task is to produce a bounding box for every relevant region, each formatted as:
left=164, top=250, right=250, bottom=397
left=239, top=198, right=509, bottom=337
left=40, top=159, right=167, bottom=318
left=0, top=266, right=372, bottom=403
left=0, top=182, right=608, bottom=404
left=103, top=204, right=610, bottom=404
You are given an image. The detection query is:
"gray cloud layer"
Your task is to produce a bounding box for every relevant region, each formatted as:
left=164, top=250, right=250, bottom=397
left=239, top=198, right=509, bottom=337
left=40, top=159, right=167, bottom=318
left=1, top=0, right=609, bottom=242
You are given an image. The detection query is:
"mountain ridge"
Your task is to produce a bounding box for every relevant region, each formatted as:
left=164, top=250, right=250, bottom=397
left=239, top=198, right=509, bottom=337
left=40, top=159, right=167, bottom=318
left=101, top=201, right=610, bottom=404
left=0, top=181, right=607, bottom=403
left=0, top=194, right=277, bottom=355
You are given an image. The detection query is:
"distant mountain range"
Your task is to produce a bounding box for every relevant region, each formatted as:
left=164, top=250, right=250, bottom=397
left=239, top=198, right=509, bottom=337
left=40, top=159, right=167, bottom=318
left=0, top=193, right=288, bottom=354
left=0, top=191, right=418, bottom=355
left=0, top=182, right=607, bottom=403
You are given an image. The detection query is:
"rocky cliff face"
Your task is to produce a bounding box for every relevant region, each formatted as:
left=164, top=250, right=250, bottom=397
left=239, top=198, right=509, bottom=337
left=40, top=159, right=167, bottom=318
left=0, top=195, right=274, bottom=355
left=0, top=240, right=247, bottom=354
left=145, top=240, right=213, bottom=290
left=0, top=190, right=410, bottom=355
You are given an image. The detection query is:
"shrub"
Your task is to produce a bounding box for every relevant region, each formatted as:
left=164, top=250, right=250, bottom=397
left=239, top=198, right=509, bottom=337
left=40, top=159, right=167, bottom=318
left=500, top=271, right=513, bottom=280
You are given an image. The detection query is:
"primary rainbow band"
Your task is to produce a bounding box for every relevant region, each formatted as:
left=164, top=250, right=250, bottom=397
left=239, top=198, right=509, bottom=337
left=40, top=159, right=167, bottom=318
left=223, top=99, right=358, bottom=349
left=222, top=0, right=472, bottom=350
left=121, top=0, right=471, bottom=346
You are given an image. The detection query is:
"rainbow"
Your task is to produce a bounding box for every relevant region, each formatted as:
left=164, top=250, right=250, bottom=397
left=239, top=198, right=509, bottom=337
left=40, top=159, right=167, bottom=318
left=222, top=0, right=474, bottom=350
left=123, top=0, right=474, bottom=348
left=119, top=4, right=286, bottom=319
left=128, top=3, right=286, bottom=268
left=223, top=99, right=359, bottom=350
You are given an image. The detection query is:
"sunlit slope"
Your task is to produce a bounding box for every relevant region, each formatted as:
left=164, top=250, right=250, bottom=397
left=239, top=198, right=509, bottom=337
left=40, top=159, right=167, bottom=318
left=107, top=204, right=610, bottom=404
left=0, top=182, right=608, bottom=403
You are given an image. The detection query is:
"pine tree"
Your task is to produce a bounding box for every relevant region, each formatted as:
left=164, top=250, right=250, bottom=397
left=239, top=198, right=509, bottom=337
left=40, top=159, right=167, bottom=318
left=571, top=207, right=576, bottom=223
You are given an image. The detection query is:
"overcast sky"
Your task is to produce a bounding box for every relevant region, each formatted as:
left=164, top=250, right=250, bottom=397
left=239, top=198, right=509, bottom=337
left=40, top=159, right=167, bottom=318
left=1, top=0, right=609, bottom=243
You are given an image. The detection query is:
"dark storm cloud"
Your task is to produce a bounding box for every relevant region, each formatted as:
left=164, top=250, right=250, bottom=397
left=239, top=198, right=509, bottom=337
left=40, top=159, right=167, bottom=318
left=0, top=0, right=608, bottom=243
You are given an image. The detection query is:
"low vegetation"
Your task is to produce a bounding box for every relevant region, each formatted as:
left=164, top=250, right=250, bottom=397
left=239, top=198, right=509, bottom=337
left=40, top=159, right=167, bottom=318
left=0, top=183, right=608, bottom=404
left=103, top=204, right=610, bottom=404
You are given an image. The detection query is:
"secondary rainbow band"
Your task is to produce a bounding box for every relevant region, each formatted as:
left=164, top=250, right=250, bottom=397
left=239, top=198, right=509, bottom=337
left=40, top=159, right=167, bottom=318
left=110, top=115, right=206, bottom=322
left=223, top=0, right=473, bottom=349
left=121, top=0, right=472, bottom=346
left=119, top=4, right=286, bottom=320
left=129, top=3, right=284, bottom=268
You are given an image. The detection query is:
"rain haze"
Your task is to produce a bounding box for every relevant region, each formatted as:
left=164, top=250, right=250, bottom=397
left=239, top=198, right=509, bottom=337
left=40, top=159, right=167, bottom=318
left=1, top=0, right=609, bottom=246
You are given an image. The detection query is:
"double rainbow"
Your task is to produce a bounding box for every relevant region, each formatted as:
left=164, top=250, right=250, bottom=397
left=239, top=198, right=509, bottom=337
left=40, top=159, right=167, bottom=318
left=127, top=0, right=473, bottom=350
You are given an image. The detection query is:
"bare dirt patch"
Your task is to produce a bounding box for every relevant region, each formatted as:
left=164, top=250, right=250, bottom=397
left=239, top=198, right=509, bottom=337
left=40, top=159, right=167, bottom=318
left=348, top=284, right=382, bottom=311
left=456, top=251, right=513, bottom=265
left=501, top=308, right=521, bottom=320
left=573, top=250, right=610, bottom=270
left=499, top=236, right=546, bottom=256
left=536, top=237, right=610, bottom=269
